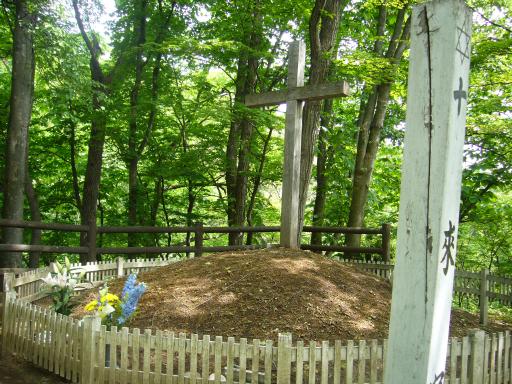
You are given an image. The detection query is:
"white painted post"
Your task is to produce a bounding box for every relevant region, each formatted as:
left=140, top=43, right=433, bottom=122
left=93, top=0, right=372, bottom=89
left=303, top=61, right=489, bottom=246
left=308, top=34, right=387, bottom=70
left=80, top=316, right=101, bottom=384
left=116, top=257, right=124, bottom=277
left=277, top=333, right=292, bottom=384
left=384, top=1, right=472, bottom=383
left=281, top=41, right=305, bottom=248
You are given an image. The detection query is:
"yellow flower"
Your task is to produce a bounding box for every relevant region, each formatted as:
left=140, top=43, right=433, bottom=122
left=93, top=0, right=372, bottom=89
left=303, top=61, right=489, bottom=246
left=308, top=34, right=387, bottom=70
left=85, top=300, right=98, bottom=311
left=100, top=293, right=120, bottom=304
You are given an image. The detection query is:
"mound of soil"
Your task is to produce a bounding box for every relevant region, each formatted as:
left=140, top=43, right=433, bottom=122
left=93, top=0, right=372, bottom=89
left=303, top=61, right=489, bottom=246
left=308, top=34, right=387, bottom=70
left=71, top=248, right=511, bottom=341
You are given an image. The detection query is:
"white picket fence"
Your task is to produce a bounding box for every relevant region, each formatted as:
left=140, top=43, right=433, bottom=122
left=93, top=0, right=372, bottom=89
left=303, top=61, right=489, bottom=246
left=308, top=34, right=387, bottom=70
left=1, top=258, right=512, bottom=383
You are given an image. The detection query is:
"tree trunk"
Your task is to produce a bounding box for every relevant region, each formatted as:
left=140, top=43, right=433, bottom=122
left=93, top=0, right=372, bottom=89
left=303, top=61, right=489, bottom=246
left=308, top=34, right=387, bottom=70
left=345, top=6, right=411, bottom=255
left=127, top=0, right=171, bottom=245
left=72, top=0, right=110, bottom=264
left=25, top=156, right=41, bottom=268
left=226, top=1, right=262, bottom=245
left=1, top=0, right=35, bottom=268
left=246, top=126, right=273, bottom=245
left=297, top=0, right=347, bottom=244
left=311, top=99, right=334, bottom=246
left=127, top=0, right=148, bottom=244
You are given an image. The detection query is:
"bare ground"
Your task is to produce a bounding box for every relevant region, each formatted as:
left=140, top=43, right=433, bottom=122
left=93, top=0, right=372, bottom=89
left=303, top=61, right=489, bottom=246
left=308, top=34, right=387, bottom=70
left=70, top=248, right=512, bottom=341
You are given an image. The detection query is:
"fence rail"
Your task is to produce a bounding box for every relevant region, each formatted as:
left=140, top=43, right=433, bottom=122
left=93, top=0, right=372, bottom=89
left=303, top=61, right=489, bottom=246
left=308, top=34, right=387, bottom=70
left=0, top=219, right=391, bottom=261
left=339, top=259, right=512, bottom=326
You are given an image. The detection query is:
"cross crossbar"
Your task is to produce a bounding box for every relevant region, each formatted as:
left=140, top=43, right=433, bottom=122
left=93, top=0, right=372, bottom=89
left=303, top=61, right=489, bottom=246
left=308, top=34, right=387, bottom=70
left=245, top=81, right=350, bottom=108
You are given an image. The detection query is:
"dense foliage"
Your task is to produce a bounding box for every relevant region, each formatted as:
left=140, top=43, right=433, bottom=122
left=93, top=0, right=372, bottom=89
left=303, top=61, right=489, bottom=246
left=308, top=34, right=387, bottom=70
left=0, top=0, right=510, bottom=273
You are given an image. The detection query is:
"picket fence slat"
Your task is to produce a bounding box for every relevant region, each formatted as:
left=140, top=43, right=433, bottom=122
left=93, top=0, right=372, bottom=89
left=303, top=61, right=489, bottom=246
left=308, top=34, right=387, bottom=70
left=143, top=329, right=151, bottom=384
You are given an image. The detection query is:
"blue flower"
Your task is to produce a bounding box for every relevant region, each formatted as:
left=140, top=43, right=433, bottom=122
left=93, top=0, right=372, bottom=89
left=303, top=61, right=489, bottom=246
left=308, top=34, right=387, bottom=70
left=117, top=274, right=146, bottom=325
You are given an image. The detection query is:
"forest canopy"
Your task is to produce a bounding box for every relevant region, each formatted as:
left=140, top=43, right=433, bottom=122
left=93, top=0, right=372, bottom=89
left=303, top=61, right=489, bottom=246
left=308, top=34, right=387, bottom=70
left=0, top=0, right=510, bottom=271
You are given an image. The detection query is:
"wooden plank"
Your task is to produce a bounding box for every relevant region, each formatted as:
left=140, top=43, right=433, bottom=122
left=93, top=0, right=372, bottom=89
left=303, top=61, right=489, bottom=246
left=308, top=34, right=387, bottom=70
left=54, top=313, right=63, bottom=375
left=449, top=338, right=458, bottom=383
left=252, top=339, right=260, bottom=384
left=155, top=330, right=164, bottom=384
left=296, top=341, right=304, bottom=384
left=358, top=340, right=366, bottom=384
left=498, top=333, right=504, bottom=384
left=120, top=327, right=129, bottom=384
left=143, top=329, right=152, bottom=384
left=321, top=341, right=329, bottom=384
left=26, top=304, right=36, bottom=362
left=370, top=339, right=378, bottom=384
left=42, top=308, right=50, bottom=369
left=97, top=325, right=106, bottom=384
left=240, top=338, right=248, bottom=384
left=166, top=332, right=176, bottom=384
left=109, top=327, right=118, bottom=384
left=309, top=341, right=317, bottom=384
left=59, top=315, right=68, bottom=377
left=245, top=81, right=350, bottom=107
left=178, top=333, right=187, bottom=384
left=214, top=336, right=222, bottom=384
left=49, top=311, right=58, bottom=372
left=264, top=339, right=272, bottom=384
left=227, top=337, right=235, bottom=384
left=484, top=335, right=491, bottom=384
left=504, top=331, right=510, bottom=384
left=190, top=334, right=199, bottom=384
left=346, top=340, right=354, bottom=384
left=461, top=336, right=470, bottom=384
left=72, top=320, right=80, bottom=383
left=62, top=316, right=71, bottom=378
left=492, top=334, right=498, bottom=384
left=132, top=328, right=141, bottom=384
left=201, top=334, right=209, bottom=384
left=333, top=340, right=342, bottom=384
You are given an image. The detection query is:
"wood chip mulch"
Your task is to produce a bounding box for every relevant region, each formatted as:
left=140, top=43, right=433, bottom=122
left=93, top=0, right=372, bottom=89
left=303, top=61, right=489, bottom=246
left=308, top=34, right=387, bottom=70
left=70, top=248, right=512, bottom=342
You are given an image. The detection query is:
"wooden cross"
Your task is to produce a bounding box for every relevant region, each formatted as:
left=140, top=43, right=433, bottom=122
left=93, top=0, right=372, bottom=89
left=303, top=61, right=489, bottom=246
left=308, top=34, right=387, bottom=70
left=246, top=40, right=349, bottom=248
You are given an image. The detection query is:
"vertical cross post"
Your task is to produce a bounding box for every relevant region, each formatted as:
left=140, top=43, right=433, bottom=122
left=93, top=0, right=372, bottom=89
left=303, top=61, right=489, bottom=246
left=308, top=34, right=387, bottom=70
left=281, top=41, right=305, bottom=248
left=384, top=1, right=472, bottom=383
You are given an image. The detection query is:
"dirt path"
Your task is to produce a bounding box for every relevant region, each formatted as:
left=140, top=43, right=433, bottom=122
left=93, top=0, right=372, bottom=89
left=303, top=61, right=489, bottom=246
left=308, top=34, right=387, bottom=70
left=0, top=355, right=68, bottom=384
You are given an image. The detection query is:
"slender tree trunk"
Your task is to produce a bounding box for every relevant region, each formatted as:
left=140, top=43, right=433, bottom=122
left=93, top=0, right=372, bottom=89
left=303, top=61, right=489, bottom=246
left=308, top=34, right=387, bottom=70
left=226, top=2, right=262, bottom=245
left=345, top=7, right=411, bottom=255
left=69, top=115, right=82, bottom=211
left=25, top=166, right=41, bottom=268
left=127, top=0, right=172, bottom=245
left=311, top=99, right=334, bottom=246
left=1, top=0, right=35, bottom=268
left=73, top=0, right=111, bottom=264
left=246, top=126, right=273, bottom=245
left=127, top=0, right=148, bottom=244
left=297, top=0, right=347, bottom=244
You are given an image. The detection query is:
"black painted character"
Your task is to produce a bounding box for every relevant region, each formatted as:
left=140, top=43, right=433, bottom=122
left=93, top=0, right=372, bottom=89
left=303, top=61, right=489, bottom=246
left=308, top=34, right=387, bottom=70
left=441, top=221, right=455, bottom=275
left=431, top=371, right=445, bottom=384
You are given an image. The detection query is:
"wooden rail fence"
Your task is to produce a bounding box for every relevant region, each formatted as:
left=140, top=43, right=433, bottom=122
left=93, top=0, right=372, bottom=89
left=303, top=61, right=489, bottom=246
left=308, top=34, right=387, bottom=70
left=338, top=259, right=512, bottom=326
left=2, top=260, right=512, bottom=384
left=0, top=219, right=392, bottom=261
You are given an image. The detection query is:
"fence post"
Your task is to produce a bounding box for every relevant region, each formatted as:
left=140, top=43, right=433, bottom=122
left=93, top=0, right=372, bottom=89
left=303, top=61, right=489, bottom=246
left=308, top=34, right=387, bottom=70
left=1, top=273, right=16, bottom=357
left=116, top=257, right=124, bottom=277
left=88, top=220, right=98, bottom=262
left=80, top=316, right=101, bottom=384
left=194, top=222, right=204, bottom=257
left=277, top=333, right=292, bottom=384
left=381, top=223, right=391, bottom=263
left=469, top=330, right=486, bottom=384
left=480, top=268, right=489, bottom=326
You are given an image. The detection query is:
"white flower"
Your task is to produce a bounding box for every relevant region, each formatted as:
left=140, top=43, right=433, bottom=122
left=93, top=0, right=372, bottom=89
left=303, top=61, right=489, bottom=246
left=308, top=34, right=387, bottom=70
left=99, top=303, right=115, bottom=317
